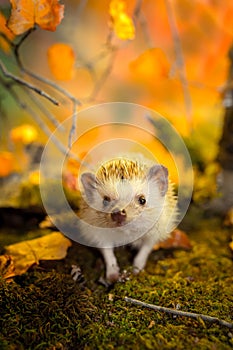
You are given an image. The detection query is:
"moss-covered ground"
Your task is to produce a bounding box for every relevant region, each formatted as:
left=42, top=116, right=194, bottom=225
left=0, top=207, right=232, bottom=350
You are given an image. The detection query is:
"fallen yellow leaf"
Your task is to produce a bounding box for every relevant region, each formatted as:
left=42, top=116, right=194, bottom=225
left=4, top=232, right=72, bottom=277
left=0, top=255, right=15, bottom=280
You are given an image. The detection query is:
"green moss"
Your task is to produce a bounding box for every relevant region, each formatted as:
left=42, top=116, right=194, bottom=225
left=0, top=210, right=233, bottom=349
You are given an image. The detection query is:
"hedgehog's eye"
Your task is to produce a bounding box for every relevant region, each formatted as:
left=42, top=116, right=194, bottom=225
left=103, top=196, right=111, bottom=206
left=138, top=195, right=146, bottom=205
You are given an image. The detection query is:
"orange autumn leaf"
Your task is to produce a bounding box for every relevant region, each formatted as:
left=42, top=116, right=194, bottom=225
left=0, top=12, right=15, bottom=53
left=0, top=151, right=15, bottom=177
left=10, top=124, right=38, bottom=144
left=153, top=229, right=192, bottom=251
left=47, top=43, right=76, bottom=80
left=130, top=48, right=170, bottom=83
left=7, top=0, right=64, bottom=35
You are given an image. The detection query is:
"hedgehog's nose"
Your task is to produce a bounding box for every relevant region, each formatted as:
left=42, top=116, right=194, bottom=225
left=111, top=208, right=127, bottom=224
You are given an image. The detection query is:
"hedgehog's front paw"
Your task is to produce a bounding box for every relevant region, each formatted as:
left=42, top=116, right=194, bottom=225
left=133, top=255, right=146, bottom=274
left=132, top=266, right=142, bottom=275
left=106, top=265, right=120, bottom=283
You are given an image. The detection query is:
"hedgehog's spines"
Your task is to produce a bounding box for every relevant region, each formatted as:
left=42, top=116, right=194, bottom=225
left=96, top=158, right=147, bottom=183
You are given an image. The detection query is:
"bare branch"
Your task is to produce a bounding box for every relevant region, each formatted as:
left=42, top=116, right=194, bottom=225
left=134, top=0, right=154, bottom=48
left=0, top=60, right=59, bottom=105
left=3, top=81, right=86, bottom=166
left=19, top=66, right=81, bottom=107
left=88, top=48, right=118, bottom=102
left=13, top=29, right=81, bottom=108
left=68, top=102, right=78, bottom=149
left=164, top=0, right=193, bottom=128
left=76, top=0, right=88, bottom=17
left=14, top=28, right=36, bottom=69
left=26, top=89, right=63, bottom=130
left=11, top=28, right=83, bottom=149
left=125, top=297, right=233, bottom=329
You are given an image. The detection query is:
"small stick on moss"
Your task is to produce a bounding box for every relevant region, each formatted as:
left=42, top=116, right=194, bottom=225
left=124, top=297, right=233, bottom=329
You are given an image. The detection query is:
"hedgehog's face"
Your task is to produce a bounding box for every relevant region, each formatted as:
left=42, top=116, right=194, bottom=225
left=81, top=162, right=168, bottom=228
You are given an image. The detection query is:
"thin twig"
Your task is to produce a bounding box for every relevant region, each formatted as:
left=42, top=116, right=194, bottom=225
left=20, top=65, right=81, bottom=107
left=134, top=0, right=143, bottom=17
left=68, top=102, right=78, bottom=149
left=27, top=89, right=63, bottom=129
left=88, top=48, right=118, bottom=102
left=13, top=28, right=82, bottom=149
left=124, top=297, right=233, bottom=329
left=14, top=28, right=36, bottom=69
left=0, top=60, right=59, bottom=105
left=165, top=0, right=193, bottom=128
left=0, top=79, right=9, bottom=119
left=13, top=29, right=81, bottom=107
left=134, top=0, right=154, bottom=48
left=76, top=0, right=88, bottom=17
left=4, top=82, right=87, bottom=166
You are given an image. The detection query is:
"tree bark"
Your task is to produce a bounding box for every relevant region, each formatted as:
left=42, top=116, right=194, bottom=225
left=207, top=46, right=233, bottom=213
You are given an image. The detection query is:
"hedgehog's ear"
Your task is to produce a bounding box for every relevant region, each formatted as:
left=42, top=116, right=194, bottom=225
left=81, top=172, right=98, bottom=200
left=147, top=165, right=168, bottom=196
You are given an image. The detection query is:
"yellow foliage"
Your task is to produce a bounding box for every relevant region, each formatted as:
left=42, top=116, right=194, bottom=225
left=10, top=124, right=38, bottom=144
left=29, top=170, right=40, bottom=185
left=109, top=0, right=135, bottom=40
left=130, top=48, right=170, bottom=82
left=47, top=43, right=76, bottom=80
left=109, top=0, right=126, bottom=16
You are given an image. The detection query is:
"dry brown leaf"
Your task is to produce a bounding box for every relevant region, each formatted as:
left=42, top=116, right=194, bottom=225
left=148, top=320, right=155, bottom=329
left=4, top=232, right=71, bottom=277
left=153, top=229, right=192, bottom=251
